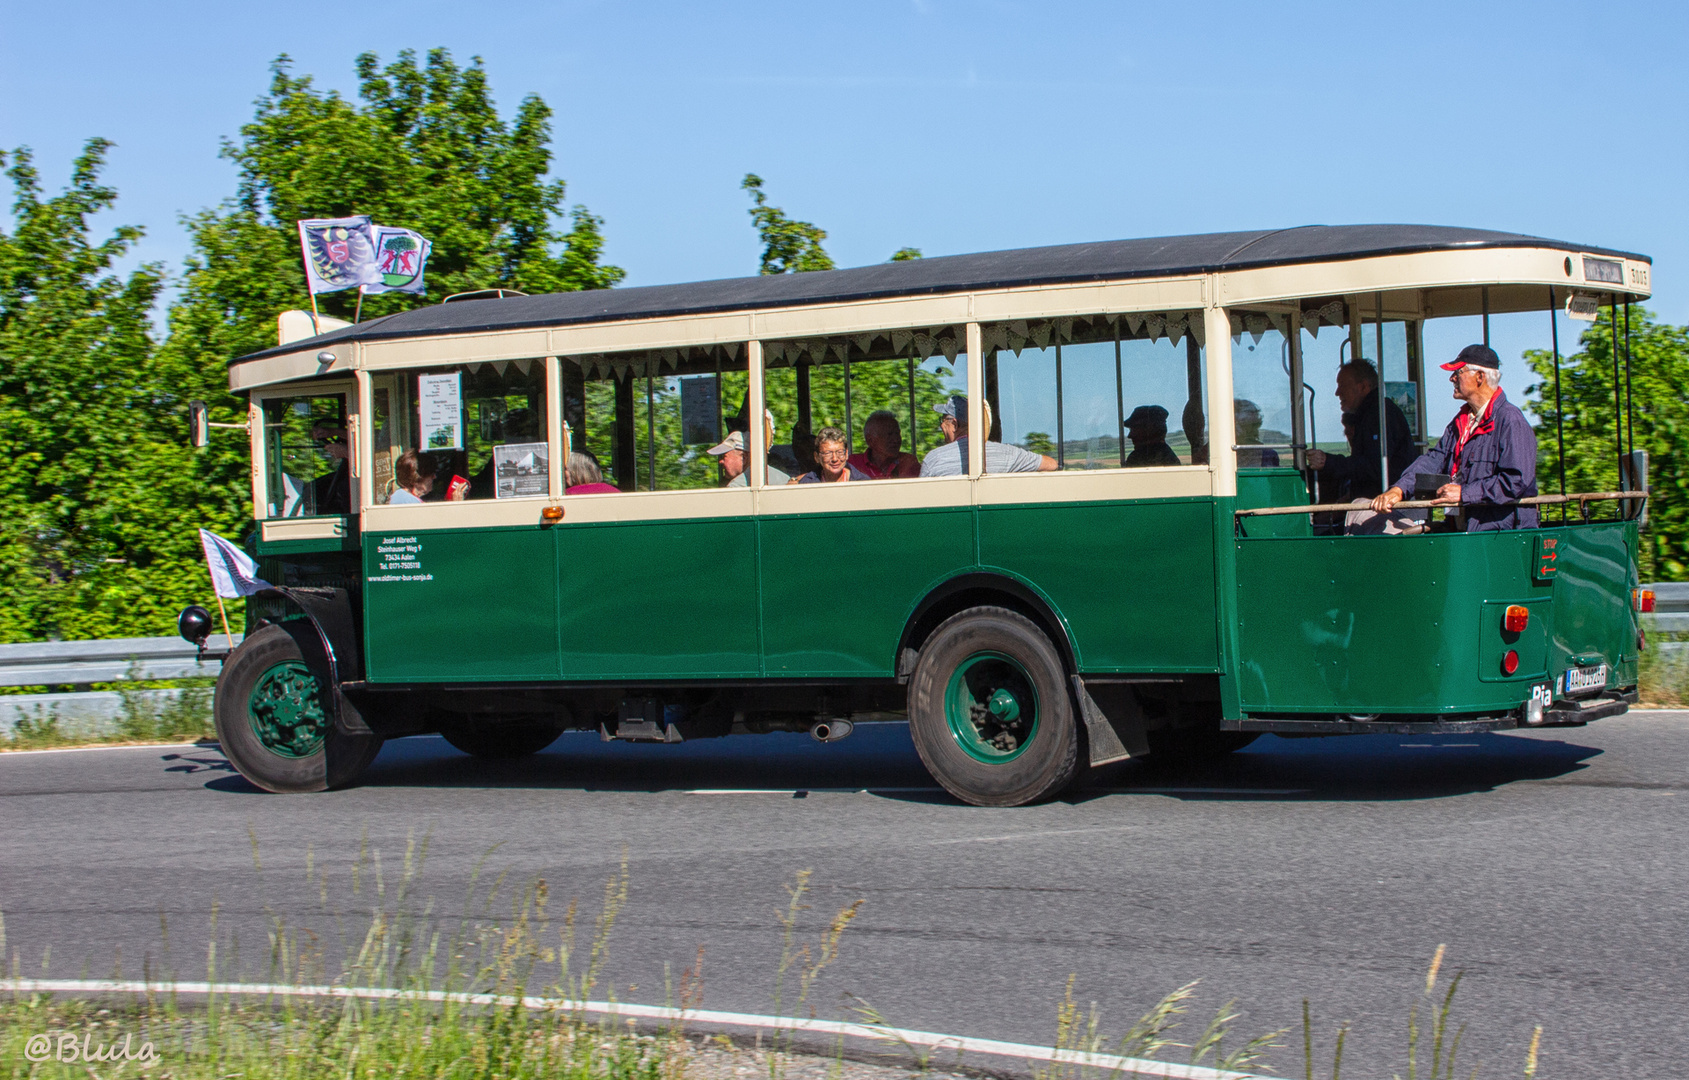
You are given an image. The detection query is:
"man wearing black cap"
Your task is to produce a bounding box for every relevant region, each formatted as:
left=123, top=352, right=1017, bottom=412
left=1370, top=344, right=1538, bottom=531
left=1123, top=405, right=1181, bottom=467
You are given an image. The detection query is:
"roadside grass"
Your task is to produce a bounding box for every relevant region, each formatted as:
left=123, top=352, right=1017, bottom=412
left=0, top=840, right=1551, bottom=1080
left=1639, top=631, right=1689, bottom=707
left=0, top=685, right=214, bottom=751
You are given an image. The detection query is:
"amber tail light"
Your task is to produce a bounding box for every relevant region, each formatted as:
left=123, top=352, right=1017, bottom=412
left=1504, top=605, right=1530, bottom=634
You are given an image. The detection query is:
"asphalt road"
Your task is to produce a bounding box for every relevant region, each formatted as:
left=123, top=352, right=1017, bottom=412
left=3, top=713, right=1688, bottom=1079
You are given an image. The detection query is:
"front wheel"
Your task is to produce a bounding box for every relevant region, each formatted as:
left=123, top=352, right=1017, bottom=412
left=214, top=623, right=383, bottom=793
left=907, top=607, right=1081, bottom=806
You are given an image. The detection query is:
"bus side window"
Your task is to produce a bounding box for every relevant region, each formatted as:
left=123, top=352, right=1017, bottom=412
left=561, top=345, right=748, bottom=492
left=981, top=313, right=1208, bottom=471
left=762, top=326, right=967, bottom=481
left=261, top=393, right=349, bottom=517
left=371, top=360, right=552, bottom=504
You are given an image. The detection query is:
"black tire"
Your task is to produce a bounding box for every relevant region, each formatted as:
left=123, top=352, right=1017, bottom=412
left=907, top=606, right=1081, bottom=806
left=439, top=714, right=564, bottom=759
left=1145, top=729, right=1259, bottom=763
left=214, top=622, right=383, bottom=793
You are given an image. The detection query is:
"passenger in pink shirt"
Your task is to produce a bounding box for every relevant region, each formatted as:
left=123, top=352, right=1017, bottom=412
left=565, top=449, right=621, bottom=494
left=847, top=410, right=921, bottom=479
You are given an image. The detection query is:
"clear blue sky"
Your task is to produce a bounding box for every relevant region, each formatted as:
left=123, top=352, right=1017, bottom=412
left=3, top=0, right=1684, bottom=336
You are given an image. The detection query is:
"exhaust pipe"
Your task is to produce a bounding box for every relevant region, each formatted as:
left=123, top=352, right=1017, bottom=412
left=809, top=718, right=854, bottom=743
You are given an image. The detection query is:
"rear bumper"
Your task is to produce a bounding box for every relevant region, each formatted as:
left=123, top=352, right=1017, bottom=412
left=1540, top=688, right=1635, bottom=726
left=1222, top=688, right=1634, bottom=735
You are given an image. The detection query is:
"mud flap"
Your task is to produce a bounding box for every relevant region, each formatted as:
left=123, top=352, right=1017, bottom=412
left=253, top=586, right=372, bottom=736
left=1072, top=676, right=1150, bottom=767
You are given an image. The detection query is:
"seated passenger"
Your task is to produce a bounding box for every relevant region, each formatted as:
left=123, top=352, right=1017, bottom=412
left=918, top=396, right=1057, bottom=476
left=709, top=411, right=793, bottom=487
left=768, top=422, right=811, bottom=480
left=1123, top=405, right=1181, bottom=467
left=796, top=426, right=870, bottom=483
left=1234, top=399, right=1281, bottom=467
left=309, top=422, right=353, bottom=513
left=1305, top=361, right=1415, bottom=501
left=1370, top=345, right=1539, bottom=531
left=849, top=410, right=920, bottom=479
left=388, top=449, right=436, bottom=504
left=565, top=448, right=621, bottom=494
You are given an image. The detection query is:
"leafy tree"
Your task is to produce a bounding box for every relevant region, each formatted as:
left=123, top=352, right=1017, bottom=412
left=0, top=141, right=174, bottom=641
left=149, top=49, right=624, bottom=613
left=889, top=247, right=923, bottom=262
left=1525, top=306, right=1689, bottom=579
left=741, top=174, right=835, bottom=274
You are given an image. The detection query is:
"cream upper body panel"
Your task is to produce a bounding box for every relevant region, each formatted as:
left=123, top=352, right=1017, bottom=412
left=229, top=242, right=1647, bottom=393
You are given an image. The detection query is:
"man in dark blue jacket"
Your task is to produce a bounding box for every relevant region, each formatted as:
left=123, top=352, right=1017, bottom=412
left=1371, top=345, right=1538, bottom=531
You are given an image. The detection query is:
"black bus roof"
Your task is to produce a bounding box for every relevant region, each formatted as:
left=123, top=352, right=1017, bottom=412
left=237, top=223, right=1648, bottom=364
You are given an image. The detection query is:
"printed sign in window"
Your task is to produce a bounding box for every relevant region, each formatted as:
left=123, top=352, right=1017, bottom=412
left=419, top=372, right=463, bottom=450
left=493, top=441, right=549, bottom=499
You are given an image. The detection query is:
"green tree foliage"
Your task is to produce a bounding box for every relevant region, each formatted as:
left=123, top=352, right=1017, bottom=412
left=741, top=174, right=835, bottom=274
left=888, top=247, right=923, bottom=262
left=0, top=141, right=176, bottom=640
left=0, top=51, right=621, bottom=641
left=1525, top=306, right=1689, bottom=579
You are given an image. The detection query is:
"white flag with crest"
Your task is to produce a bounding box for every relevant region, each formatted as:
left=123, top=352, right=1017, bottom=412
left=199, top=529, right=273, bottom=599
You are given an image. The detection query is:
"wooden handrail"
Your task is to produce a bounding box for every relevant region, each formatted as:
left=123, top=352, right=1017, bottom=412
left=1234, top=491, right=1647, bottom=518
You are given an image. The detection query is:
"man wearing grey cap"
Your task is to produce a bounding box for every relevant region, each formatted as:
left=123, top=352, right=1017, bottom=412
left=918, top=395, right=1057, bottom=476
left=1370, top=344, right=1538, bottom=531
left=708, top=415, right=793, bottom=488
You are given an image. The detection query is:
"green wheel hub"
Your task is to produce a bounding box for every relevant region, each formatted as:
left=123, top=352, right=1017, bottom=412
left=247, top=660, right=328, bottom=759
left=944, top=651, right=1039, bottom=762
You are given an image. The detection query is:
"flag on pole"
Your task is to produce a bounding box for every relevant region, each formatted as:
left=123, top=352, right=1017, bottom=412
left=298, top=216, right=381, bottom=295
left=365, top=225, right=432, bottom=295
left=199, top=529, right=273, bottom=598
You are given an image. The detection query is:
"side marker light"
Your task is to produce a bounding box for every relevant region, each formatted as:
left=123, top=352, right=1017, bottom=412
left=541, top=504, right=564, bottom=522
left=1501, top=650, right=1520, bottom=676
left=1504, top=605, right=1530, bottom=633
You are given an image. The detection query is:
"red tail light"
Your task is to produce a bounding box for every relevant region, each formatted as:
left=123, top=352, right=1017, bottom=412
left=1501, top=650, right=1520, bottom=675
left=1504, top=605, right=1530, bottom=633
left=1640, top=589, right=1656, bottom=613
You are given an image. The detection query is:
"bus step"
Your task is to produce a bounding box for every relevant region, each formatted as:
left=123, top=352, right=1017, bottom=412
left=602, top=698, right=684, bottom=743
left=1221, top=716, right=1519, bottom=736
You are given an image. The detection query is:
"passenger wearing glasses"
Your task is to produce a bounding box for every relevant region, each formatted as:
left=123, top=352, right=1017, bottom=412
left=794, top=426, right=871, bottom=483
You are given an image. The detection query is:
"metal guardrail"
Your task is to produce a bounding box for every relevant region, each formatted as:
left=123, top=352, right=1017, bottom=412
left=0, top=635, right=238, bottom=739
left=0, top=635, right=239, bottom=687
left=1646, top=582, right=1689, bottom=634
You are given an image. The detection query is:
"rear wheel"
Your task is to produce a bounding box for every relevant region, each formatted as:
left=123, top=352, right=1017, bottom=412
left=440, top=714, right=564, bottom=759
left=907, top=607, right=1080, bottom=806
left=214, top=623, right=383, bottom=793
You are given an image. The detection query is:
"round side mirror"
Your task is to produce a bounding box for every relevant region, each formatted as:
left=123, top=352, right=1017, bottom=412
left=178, top=605, right=213, bottom=646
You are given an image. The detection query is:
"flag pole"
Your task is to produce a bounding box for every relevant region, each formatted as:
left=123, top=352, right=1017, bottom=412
left=212, top=592, right=235, bottom=649
left=354, top=286, right=365, bottom=324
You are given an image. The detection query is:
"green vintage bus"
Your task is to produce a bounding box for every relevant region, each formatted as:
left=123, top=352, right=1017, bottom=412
left=184, top=225, right=1653, bottom=805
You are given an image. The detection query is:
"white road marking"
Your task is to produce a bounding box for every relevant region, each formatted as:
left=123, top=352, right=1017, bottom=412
left=0, top=978, right=1268, bottom=1080
left=0, top=741, right=211, bottom=756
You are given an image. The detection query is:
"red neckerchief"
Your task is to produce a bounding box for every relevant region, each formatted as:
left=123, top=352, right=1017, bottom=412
left=1450, top=387, right=1502, bottom=477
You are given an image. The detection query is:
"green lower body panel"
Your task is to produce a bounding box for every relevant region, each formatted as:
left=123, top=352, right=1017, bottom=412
left=1234, top=522, right=1639, bottom=714
left=557, top=518, right=759, bottom=678
left=364, top=526, right=560, bottom=681
left=758, top=507, right=973, bottom=676
left=978, top=498, right=1219, bottom=672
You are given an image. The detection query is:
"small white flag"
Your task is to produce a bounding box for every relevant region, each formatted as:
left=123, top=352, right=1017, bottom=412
left=364, top=225, right=432, bottom=295
left=199, top=529, right=272, bottom=599
left=298, top=215, right=381, bottom=295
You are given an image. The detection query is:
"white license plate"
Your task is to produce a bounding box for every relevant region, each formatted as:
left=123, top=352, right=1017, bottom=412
left=1563, top=664, right=1608, bottom=695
